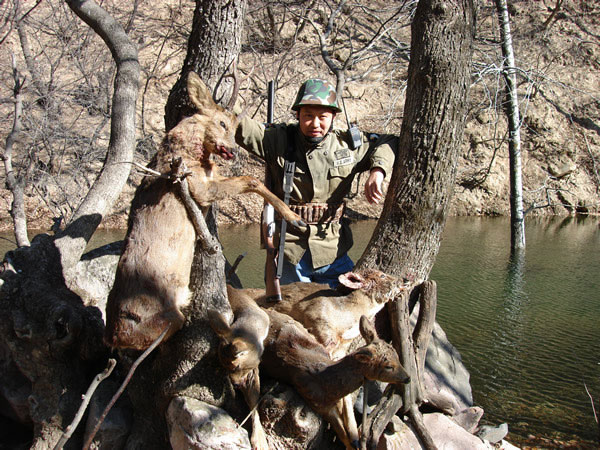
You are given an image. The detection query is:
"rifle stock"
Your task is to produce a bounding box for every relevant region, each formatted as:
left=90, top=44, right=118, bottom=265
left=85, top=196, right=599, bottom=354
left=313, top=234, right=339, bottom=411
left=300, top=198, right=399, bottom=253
left=263, top=80, right=282, bottom=302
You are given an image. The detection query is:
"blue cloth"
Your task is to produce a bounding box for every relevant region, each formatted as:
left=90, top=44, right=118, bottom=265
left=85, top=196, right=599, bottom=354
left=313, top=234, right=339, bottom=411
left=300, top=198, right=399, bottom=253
left=279, top=250, right=354, bottom=288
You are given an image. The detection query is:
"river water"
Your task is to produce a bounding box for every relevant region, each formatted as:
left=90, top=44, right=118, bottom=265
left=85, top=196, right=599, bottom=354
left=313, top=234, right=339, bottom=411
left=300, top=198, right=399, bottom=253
left=1, top=216, right=599, bottom=444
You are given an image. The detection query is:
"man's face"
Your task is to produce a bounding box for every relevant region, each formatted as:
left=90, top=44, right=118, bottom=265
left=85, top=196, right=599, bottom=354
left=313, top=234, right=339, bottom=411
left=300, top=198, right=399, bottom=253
left=298, top=105, right=335, bottom=139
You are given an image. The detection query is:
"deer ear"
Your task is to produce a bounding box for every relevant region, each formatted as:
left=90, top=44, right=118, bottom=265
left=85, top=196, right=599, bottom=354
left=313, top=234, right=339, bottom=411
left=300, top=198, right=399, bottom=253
left=207, top=309, right=232, bottom=339
left=187, top=72, right=214, bottom=112
left=359, top=315, right=377, bottom=344
left=354, top=347, right=374, bottom=363
left=338, top=271, right=365, bottom=290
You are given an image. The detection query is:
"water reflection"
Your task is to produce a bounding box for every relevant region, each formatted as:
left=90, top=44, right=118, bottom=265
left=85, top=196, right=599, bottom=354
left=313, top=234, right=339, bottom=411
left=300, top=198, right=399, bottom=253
left=433, top=216, right=600, bottom=444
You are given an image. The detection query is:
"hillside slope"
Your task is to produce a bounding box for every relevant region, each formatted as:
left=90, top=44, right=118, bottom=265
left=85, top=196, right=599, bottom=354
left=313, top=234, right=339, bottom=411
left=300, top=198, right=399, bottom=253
left=0, top=1, right=597, bottom=232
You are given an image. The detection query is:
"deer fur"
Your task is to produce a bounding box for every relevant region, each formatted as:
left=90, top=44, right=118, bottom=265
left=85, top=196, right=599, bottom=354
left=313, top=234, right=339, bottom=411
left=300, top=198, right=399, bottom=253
left=104, top=72, right=302, bottom=350
left=247, top=268, right=409, bottom=360
left=260, top=310, right=410, bottom=450
left=208, top=285, right=270, bottom=450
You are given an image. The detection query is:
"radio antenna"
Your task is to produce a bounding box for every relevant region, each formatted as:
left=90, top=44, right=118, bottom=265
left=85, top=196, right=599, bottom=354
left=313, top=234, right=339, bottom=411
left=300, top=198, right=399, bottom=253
left=341, top=96, right=361, bottom=149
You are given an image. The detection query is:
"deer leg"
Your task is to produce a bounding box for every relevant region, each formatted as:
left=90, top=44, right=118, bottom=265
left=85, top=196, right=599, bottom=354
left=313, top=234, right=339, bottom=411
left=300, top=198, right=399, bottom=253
left=341, top=394, right=360, bottom=447
left=236, top=176, right=302, bottom=223
left=240, top=368, right=269, bottom=450
left=193, top=176, right=303, bottom=226
left=323, top=407, right=357, bottom=450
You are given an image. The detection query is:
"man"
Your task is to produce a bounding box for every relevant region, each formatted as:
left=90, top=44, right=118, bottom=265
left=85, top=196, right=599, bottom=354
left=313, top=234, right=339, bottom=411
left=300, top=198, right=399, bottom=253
left=236, top=78, right=395, bottom=287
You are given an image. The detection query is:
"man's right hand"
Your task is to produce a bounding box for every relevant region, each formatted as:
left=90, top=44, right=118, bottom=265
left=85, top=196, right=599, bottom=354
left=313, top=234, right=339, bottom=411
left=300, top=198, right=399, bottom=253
left=364, top=168, right=385, bottom=204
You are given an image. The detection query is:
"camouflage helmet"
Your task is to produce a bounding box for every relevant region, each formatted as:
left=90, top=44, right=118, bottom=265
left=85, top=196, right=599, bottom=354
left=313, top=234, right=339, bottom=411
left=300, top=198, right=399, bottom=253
left=291, top=79, right=341, bottom=113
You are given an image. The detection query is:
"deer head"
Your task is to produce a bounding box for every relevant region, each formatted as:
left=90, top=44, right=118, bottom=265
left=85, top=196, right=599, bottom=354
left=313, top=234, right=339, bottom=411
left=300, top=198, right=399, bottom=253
left=166, top=72, right=239, bottom=162
left=354, top=315, right=411, bottom=385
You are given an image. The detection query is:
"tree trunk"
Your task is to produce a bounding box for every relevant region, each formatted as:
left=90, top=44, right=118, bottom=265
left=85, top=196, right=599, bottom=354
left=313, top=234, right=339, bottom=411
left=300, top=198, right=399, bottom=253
left=495, top=0, right=526, bottom=252
left=0, top=2, right=139, bottom=448
left=357, top=1, right=474, bottom=447
left=3, top=57, right=30, bottom=248
left=358, top=0, right=475, bottom=282
left=164, top=0, right=247, bottom=131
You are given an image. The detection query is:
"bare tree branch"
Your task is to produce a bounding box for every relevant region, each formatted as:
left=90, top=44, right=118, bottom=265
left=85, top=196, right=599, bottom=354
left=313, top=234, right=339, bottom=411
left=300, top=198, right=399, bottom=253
left=53, top=358, right=117, bottom=450
left=2, top=54, right=29, bottom=247
left=53, top=0, right=140, bottom=271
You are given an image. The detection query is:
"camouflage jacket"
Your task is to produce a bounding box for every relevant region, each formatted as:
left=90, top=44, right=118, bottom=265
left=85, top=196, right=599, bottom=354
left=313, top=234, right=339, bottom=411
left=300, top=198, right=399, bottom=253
left=235, top=116, right=396, bottom=268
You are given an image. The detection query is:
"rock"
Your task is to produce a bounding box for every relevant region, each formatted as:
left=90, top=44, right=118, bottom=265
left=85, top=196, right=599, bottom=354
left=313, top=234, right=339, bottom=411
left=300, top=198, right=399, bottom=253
left=377, top=416, right=408, bottom=450
left=166, top=396, right=251, bottom=450
left=548, top=160, right=576, bottom=179
left=257, top=381, right=329, bottom=449
left=67, top=241, right=122, bottom=316
left=410, top=305, right=473, bottom=415
left=378, top=412, right=489, bottom=449
left=477, top=422, right=509, bottom=444
left=452, top=406, right=484, bottom=433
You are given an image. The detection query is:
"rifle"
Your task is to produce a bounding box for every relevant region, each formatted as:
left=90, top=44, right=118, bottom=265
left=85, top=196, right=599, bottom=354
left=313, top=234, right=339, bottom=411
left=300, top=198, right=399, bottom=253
left=262, top=80, right=282, bottom=302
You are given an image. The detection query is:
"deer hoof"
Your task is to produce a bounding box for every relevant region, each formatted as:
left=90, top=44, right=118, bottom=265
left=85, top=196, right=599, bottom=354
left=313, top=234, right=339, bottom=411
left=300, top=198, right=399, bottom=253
left=290, top=219, right=306, bottom=227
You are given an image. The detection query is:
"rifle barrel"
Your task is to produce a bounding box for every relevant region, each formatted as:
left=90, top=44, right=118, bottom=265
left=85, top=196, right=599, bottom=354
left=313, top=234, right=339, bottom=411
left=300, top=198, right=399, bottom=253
left=267, top=80, right=274, bottom=125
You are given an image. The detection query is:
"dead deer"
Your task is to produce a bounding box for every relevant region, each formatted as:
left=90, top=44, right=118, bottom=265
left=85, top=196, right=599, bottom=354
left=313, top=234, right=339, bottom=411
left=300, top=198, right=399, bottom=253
left=104, top=72, right=302, bottom=350
left=260, top=310, right=410, bottom=450
left=246, top=268, right=409, bottom=360
left=208, top=285, right=270, bottom=450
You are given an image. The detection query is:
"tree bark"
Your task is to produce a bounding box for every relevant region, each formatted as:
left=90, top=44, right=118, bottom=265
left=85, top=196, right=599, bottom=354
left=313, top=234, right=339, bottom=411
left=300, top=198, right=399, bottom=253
left=3, top=57, right=30, bottom=247
left=495, top=0, right=526, bottom=252
left=357, top=1, right=474, bottom=448
left=164, top=0, right=247, bottom=131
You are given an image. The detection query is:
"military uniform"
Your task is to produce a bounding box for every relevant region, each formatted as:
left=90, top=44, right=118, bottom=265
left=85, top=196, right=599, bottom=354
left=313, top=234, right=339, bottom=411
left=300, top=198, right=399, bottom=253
left=235, top=116, right=396, bottom=269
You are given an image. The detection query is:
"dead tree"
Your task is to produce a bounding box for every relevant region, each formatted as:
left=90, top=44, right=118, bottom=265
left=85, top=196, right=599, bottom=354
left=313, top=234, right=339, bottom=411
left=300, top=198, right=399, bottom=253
left=495, top=0, right=526, bottom=252
left=305, top=1, right=408, bottom=96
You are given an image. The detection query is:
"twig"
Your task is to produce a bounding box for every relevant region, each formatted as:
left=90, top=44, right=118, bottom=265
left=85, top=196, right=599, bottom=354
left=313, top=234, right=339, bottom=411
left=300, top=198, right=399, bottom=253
left=176, top=172, right=221, bottom=255
left=238, top=381, right=279, bottom=428
left=584, top=382, right=598, bottom=424
left=109, top=161, right=174, bottom=179
left=359, top=379, right=369, bottom=450
left=584, top=381, right=600, bottom=445
left=83, top=325, right=170, bottom=450
left=227, top=252, right=247, bottom=279
left=53, top=358, right=117, bottom=450
left=364, top=384, right=403, bottom=449
left=132, top=161, right=163, bottom=177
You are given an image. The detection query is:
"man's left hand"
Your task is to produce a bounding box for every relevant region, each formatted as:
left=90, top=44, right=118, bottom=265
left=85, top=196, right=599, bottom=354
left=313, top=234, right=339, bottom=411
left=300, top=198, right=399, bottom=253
left=364, top=168, right=385, bottom=204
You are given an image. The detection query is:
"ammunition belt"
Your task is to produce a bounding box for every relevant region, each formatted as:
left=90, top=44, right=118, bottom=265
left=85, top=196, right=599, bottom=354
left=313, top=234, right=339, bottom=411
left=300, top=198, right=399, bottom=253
left=287, top=202, right=345, bottom=225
